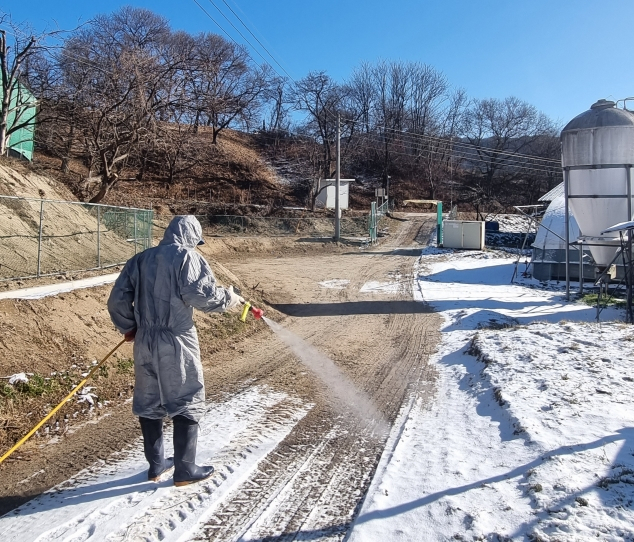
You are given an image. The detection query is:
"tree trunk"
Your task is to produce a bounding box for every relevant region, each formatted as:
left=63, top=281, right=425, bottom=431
left=88, top=173, right=118, bottom=204
left=136, top=151, right=148, bottom=181
left=0, top=107, right=9, bottom=157
left=61, top=122, right=75, bottom=173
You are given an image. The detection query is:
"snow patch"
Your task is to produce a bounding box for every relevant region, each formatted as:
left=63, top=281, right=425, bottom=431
left=360, top=281, right=400, bottom=294
left=0, top=386, right=311, bottom=542
left=0, top=273, right=120, bottom=300
left=319, top=279, right=350, bottom=290
left=350, top=249, right=632, bottom=541
left=7, top=372, right=29, bottom=384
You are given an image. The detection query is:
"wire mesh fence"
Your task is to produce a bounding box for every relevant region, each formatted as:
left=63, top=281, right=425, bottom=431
left=368, top=202, right=378, bottom=244
left=0, top=195, right=153, bottom=280
left=377, top=199, right=389, bottom=217
left=191, top=214, right=369, bottom=238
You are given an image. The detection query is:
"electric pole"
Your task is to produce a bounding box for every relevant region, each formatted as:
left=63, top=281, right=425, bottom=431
left=334, top=113, right=341, bottom=241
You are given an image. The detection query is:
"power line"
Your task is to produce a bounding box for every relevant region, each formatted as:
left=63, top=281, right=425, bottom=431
left=309, top=103, right=563, bottom=173
left=202, top=0, right=287, bottom=76
left=191, top=0, right=271, bottom=68
left=305, top=121, right=561, bottom=175
left=219, top=0, right=294, bottom=81
left=323, top=109, right=561, bottom=165
left=374, top=124, right=561, bottom=165
left=351, top=132, right=562, bottom=177
left=189, top=2, right=562, bottom=172
left=251, top=129, right=561, bottom=178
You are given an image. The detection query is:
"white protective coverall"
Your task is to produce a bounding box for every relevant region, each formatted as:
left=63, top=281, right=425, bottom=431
left=108, top=215, right=232, bottom=422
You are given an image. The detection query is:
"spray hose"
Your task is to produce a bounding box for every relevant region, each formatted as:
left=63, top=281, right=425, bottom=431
left=0, top=338, right=126, bottom=466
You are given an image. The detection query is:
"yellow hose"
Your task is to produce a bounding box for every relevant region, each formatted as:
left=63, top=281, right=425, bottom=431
left=0, top=338, right=126, bottom=466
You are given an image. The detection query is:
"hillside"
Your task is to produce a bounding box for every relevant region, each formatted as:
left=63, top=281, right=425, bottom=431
left=31, top=128, right=380, bottom=216
left=32, top=129, right=292, bottom=214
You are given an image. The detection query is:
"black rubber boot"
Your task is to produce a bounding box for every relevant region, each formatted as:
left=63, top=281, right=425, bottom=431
left=173, top=415, right=214, bottom=487
left=139, top=417, right=174, bottom=482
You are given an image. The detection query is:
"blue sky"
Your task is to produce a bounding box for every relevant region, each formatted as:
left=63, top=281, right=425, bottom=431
left=5, top=0, right=633, bottom=127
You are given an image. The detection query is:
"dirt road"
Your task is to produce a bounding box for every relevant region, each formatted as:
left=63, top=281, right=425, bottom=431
left=0, top=214, right=441, bottom=540
left=190, top=214, right=441, bottom=540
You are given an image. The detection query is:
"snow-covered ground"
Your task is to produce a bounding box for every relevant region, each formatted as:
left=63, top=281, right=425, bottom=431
left=348, top=250, right=634, bottom=541
left=489, top=213, right=540, bottom=234
left=0, top=273, right=120, bottom=300
left=1, top=387, right=310, bottom=542
left=5, top=246, right=634, bottom=541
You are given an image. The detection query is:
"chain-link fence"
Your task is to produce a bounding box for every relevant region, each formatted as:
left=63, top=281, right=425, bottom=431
left=377, top=199, right=389, bottom=217
left=0, top=195, right=153, bottom=280
left=368, top=202, right=378, bottom=244
left=191, top=214, right=369, bottom=238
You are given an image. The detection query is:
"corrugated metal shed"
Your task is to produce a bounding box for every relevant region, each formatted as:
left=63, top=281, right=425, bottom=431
left=0, top=82, right=36, bottom=161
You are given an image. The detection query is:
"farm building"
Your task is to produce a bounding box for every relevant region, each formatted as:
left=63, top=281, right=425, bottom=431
left=0, top=82, right=36, bottom=161
left=531, top=183, right=595, bottom=281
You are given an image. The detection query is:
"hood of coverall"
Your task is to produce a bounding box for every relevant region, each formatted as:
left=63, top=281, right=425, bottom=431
left=160, top=215, right=203, bottom=249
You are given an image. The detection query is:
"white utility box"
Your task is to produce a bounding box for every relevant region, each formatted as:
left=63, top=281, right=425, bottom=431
left=316, top=179, right=353, bottom=209
left=442, top=220, right=485, bottom=250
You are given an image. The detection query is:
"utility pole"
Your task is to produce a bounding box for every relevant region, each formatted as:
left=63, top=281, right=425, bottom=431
left=334, top=113, right=341, bottom=241
left=386, top=175, right=390, bottom=211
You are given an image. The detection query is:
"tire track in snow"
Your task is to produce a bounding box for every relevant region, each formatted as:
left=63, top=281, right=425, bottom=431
left=189, top=216, right=441, bottom=542
left=0, top=387, right=311, bottom=542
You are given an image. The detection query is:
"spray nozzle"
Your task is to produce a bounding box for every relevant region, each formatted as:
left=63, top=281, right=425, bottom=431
left=239, top=301, right=264, bottom=322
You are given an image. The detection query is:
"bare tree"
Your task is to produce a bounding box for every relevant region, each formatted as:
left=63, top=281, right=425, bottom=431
left=460, top=96, right=558, bottom=216
left=185, top=33, right=270, bottom=144
left=416, top=88, right=468, bottom=199
left=346, top=60, right=452, bottom=197
left=349, top=62, right=375, bottom=135
left=261, top=75, right=291, bottom=153
left=0, top=14, right=47, bottom=158
left=291, top=71, right=350, bottom=180
left=55, top=7, right=174, bottom=202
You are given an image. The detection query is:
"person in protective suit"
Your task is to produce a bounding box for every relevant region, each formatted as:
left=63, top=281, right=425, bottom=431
left=107, top=215, right=244, bottom=486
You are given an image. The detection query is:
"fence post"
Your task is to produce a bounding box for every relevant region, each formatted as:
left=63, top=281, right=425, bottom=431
left=134, top=210, right=138, bottom=254
left=37, top=199, right=44, bottom=277
left=437, top=201, right=443, bottom=246
left=143, top=211, right=148, bottom=249
left=370, top=201, right=376, bottom=244
left=97, top=205, right=101, bottom=268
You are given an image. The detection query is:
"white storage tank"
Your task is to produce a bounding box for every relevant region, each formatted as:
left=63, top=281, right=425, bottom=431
left=561, top=99, right=634, bottom=266
left=442, top=220, right=485, bottom=250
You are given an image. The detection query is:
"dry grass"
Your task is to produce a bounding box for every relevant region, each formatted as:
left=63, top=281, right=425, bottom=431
left=30, top=128, right=286, bottom=213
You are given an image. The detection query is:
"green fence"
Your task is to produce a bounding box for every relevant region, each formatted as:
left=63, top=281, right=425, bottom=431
left=0, top=195, right=153, bottom=280
left=368, top=202, right=378, bottom=244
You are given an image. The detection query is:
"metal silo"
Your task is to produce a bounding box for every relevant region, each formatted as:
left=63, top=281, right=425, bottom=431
left=562, top=99, right=634, bottom=295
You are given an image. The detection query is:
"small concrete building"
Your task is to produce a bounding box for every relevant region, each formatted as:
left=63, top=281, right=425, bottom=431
left=316, top=179, right=353, bottom=209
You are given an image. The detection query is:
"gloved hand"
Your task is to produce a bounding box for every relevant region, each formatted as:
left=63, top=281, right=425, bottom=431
left=124, top=329, right=137, bottom=342
left=226, top=285, right=245, bottom=309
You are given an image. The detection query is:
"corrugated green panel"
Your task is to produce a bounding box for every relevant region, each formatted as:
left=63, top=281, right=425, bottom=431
left=1, top=83, right=36, bottom=161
